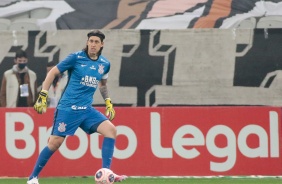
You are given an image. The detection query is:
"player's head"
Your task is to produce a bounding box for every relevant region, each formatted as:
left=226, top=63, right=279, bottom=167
left=14, top=49, right=28, bottom=70
left=84, top=30, right=105, bottom=57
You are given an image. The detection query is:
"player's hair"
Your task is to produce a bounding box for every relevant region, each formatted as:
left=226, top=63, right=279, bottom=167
left=87, top=30, right=105, bottom=41
left=15, top=49, right=27, bottom=59
left=83, top=30, right=105, bottom=57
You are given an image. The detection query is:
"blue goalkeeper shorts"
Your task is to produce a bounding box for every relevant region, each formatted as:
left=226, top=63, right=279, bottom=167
left=51, top=107, right=108, bottom=136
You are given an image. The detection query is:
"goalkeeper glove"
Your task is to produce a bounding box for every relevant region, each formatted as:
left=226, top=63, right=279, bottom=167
left=105, top=98, right=115, bottom=121
left=34, top=90, right=48, bottom=114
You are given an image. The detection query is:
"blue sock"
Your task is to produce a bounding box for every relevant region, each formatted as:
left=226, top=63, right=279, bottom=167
left=102, top=137, right=115, bottom=169
left=29, top=146, right=54, bottom=180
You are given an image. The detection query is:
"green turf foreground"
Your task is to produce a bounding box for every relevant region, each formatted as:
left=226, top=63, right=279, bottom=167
left=0, top=176, right=282, bottom=184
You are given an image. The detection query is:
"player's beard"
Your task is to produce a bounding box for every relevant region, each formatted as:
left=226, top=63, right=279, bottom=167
left=88, top=48, right=98, bottom=59
left=87, top=45, right=102, bottom=58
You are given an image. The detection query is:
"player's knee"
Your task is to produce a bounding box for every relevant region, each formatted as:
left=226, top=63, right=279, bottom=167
left=48, top=136, right=65, bottom=151
left=109, top=125, right=117, bottom=138
left=48, top=142, right=61, bottom=151
left=105, top=124, right=117, bottom=138
left=97, top=120, right=117, bottom=138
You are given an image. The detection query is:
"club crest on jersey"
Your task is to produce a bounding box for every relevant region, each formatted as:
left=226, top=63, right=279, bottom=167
left=98, top=64, right=104, bottom=74
left=58, top=122, right=67, bottom=132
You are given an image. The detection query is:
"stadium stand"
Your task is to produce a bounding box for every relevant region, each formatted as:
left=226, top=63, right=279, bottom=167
left=0, top=1, right=74, bottom=30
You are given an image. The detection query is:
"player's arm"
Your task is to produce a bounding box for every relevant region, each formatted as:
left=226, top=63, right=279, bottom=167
left=34, top=66, right=61, bottom=114
left=99, top=79, right=115, bottom=121
left=42, top=66, right=61, bottom=91
left=99, top=79, right=109, bottom=99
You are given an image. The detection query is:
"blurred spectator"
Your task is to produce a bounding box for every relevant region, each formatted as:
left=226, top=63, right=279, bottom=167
left=0, top=49, right=37, bottom=107
left=45, top=60, right=68, bottom=107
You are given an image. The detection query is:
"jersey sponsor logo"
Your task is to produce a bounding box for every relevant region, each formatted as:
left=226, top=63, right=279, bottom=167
left=80, top=75, right=99, bottom=88
left=58, top=122, right=67, bottom=132
left=81, top=64, right=87, bottom=67
left=77, top=55, right=85, bottom=59
left=98, top=64, right=104, bottom=74
left=71, top=105, right=87, bottom=110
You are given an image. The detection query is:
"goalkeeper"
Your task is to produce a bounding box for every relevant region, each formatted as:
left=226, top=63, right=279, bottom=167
left=27, top=30, right=127, bottom=184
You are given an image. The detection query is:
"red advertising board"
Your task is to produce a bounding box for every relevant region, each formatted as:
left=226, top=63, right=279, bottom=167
left=0, top=107, right=281, bottom=177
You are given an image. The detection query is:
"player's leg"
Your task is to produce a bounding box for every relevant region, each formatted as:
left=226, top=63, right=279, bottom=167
left=82, top=107, right=127, bottom=182
left=28, top=109, right=83, bottom=184
left=97, top=120, right=117, bottom=168
left=81, top=108, right=116, bottom=168
left=27, top=135, right=65, bottom=183
left=96, top=120, right=128, bottom=182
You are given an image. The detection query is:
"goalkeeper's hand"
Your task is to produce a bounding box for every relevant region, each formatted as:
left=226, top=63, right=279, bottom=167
left=34, top=90, right=48, bottom=114
left=105, top=98, right=115, bottom=121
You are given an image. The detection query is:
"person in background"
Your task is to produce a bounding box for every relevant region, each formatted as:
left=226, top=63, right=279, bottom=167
left=45, top=60, right=68, bottom=107
left=0, top=49, right=37, bottom=107
left=27, top=30, right=127, bottom=184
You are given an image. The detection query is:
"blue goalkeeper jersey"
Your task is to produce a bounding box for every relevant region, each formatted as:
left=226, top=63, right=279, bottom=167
left=56, top=51, right=110, bottom=111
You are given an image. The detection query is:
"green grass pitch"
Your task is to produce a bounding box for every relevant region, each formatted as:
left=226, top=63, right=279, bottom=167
left=0, top=176, right=282, bottom=184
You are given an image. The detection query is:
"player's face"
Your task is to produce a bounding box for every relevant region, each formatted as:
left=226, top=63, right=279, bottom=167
left=87, top=36, right=103, bottom=56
